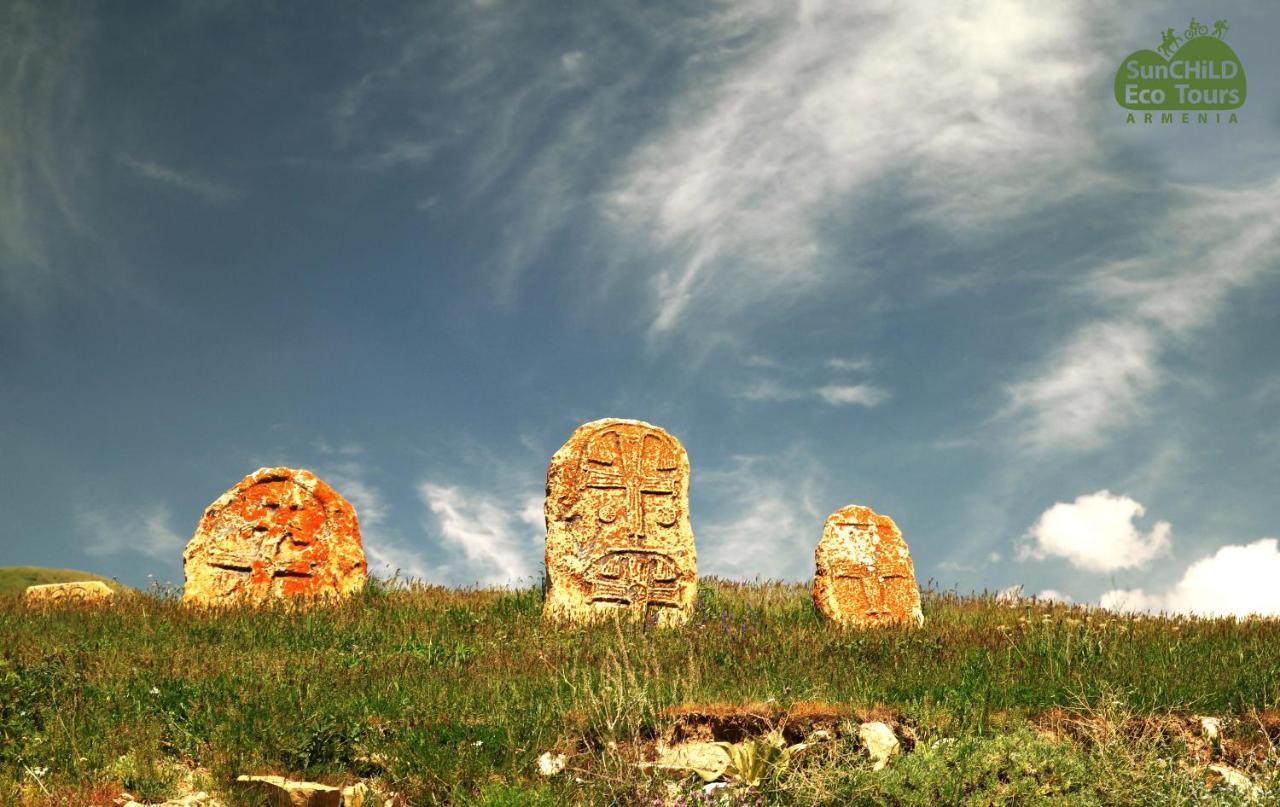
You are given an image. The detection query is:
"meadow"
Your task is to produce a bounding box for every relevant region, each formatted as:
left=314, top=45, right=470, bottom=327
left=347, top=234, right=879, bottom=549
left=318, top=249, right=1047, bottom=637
left=2, top=579, right=1279, bottom=805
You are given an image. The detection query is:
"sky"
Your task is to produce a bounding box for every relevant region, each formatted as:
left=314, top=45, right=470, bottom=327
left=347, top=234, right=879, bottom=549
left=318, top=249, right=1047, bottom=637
left=2, top=0, right=1279, bottom=616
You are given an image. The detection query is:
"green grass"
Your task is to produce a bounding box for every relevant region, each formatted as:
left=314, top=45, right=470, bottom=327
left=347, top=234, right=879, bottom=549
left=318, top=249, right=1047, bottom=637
left=0, top=567, right=133, bottom=596
left=2, top=579, right=1278, bottom=805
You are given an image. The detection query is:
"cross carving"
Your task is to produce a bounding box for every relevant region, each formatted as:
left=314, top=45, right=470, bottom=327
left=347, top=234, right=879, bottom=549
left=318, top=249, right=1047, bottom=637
left=583, top=430, right=678, bottom=539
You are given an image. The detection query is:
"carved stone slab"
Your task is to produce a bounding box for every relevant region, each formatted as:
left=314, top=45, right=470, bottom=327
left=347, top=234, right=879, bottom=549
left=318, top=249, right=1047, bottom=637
left=543, top=418, right=697, bottom=626
left=23, top=581, right=115, bottom=607
left=813, top=505, right=923, bottom=627
left=182, top=467, right=366, bottom=607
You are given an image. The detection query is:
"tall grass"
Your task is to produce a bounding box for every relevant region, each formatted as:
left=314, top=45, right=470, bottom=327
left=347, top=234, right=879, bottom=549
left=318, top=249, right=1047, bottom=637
left=2, top=579, right=1278, bottom=805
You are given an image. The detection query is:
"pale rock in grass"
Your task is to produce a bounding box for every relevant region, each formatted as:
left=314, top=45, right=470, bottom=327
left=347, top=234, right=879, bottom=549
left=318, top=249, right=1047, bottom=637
left=858, top=721, right=900, bottom=771
left=813, top=505, right=923, bottom=627
left=183, top=468, right=366, bottom=607
left=23, top=580, right=114, bottom=606
left=1207, top=764, right=1262, bottom=801
left=543, top=418, right=697, bottom=627
left=653, top=741, right=732, bottom=782
left=536, top=751, right=567, bottom=776
left=236, top=775, right=341, bottom=806
left=115, top=793, right=223, bottom=807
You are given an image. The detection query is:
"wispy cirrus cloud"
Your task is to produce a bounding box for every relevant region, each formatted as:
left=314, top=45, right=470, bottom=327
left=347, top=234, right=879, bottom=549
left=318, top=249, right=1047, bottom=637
left=605, top=0, right=1105, bottom=337
left=1005, top=177, right=1280, bottom=452
left=76, top=503, right=184, bottom=561
left=0, top=0, right=93, bottom=310
left=418, top=481, right=543, bottom=586
left=697, top=450, right=827, bottom=581
left=119, top=155, right=241, bottom=203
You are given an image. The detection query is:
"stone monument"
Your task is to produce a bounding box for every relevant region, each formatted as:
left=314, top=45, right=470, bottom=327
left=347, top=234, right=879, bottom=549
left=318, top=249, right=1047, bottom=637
left=813, top=504, right=922, bottom=627
left=23, top=581, right=115, bottom=606
left=182, top=467, right=366, bottom=607
left=543, top=418, right=697, bottom=626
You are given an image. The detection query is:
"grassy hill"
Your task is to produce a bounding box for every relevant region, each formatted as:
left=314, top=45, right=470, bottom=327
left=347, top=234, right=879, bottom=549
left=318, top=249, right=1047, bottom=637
left=1, top=580, right=1278, bottom=805
left=0, top=565, right=132, bottom=595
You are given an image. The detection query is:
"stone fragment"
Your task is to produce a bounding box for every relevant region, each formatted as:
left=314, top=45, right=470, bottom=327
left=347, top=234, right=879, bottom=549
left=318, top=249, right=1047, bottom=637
left=653, top=742, right=731, bottom=782
left=813, top=505, right=923, bottom=628
left=236, top=775, right=341, bottom=806
left=536, top=751, right=567, bottom=777
left=115, top=793, right=222, bottom=807
left=543, top=418, right=697, bottom=627
left=23, top=580, right=115, bottom=607
left=1207, top=764, right=1262, bottom=801
left=858, top=722, right=900, bottom=771
left=340, top=782, right=400, bottom=807
left=183, top=468, right=366, bottom=607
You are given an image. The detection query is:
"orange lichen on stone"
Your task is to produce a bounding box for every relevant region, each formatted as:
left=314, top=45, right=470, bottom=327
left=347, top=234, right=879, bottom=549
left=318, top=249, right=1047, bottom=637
left=23, top=581, right=115, bottom=607
left=813, top=504, right=923, bottom=628
left=543, top=418, right=697, bottom=627
left=182, top=467, right=366, bottom=607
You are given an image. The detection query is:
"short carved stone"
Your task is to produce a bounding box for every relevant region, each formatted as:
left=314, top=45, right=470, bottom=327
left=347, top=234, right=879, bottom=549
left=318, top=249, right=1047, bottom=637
left=183, top=468, right=366, bottom=607
left=813, top=505, right=922, bottom=627
left=543, top=418, right=697, bottom=626
left=23, top=581, right=115, bottom=607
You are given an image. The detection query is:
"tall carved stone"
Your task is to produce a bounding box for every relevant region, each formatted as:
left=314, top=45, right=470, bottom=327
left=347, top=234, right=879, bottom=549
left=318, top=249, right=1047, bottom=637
left=813, top=505, right=923, bottom=628
left=182, top=467, right=367, bottom=607
left=543, top=418, right=697, bottom=626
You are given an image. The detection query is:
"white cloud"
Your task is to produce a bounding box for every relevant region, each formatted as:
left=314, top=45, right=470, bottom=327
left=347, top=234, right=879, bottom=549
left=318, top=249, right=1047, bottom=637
left=1021, top=490, right=1170, bottom=573
left=995, top=584, right=1024, bottom=602
left=1035, top=589, right=1071, bottom=603
left=1005, top=323, right=1159, bottom=452
left=738, top=379, right=889, bottom=407
left=607, top=0, right=1102, bottom=336
left=1005, top=177, right=1280, bottom=452
left=315, top=461, right=388, bottom=529
left=814, top=384, right=890, bottom=408
left=77, top=504, right=184, bottom=561
left=697, top=452, right=826, bottom=580
left=119, top=155, right=240, bottom=203
left=1100, top=539, right=1280, bottom=618
left=826, top=357, right=871, bottom=372
left=418, top=482, right=543, bottom=586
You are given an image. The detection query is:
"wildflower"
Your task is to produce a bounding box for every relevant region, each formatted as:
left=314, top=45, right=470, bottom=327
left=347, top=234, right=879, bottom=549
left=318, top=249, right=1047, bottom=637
left=149, top=687, right=161, bottom=695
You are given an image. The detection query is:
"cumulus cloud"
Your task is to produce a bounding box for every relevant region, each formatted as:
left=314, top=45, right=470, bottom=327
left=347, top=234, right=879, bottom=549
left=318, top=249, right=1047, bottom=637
left=418, top=482, right=543, bottom=586
left=1100, top=539, right=1280, bottom=617
left=1005, top=176, right=1280, bottom=452
left=1035, top=589, right=1072, bottom=603
left=77, top=504, right=184, bottom=561
left=1021, top=490, right=1171, bottom=573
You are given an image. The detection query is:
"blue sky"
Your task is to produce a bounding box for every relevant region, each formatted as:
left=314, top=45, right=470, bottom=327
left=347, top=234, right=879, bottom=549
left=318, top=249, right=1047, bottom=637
left=3, top=0, right=1278, bottom=614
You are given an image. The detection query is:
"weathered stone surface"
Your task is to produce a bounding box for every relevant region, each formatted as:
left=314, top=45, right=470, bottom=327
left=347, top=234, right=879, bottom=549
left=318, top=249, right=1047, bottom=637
left=183, top=468, right=366, bottom=607
left=543, top=418, right=697, bottom=627
left=23, top=580, right=115, bottom=606
left=813, top=505, right=922, bottom=628
left=236, top=776, right=341, bottom=806
left=858, top=721, right=900, bottom=771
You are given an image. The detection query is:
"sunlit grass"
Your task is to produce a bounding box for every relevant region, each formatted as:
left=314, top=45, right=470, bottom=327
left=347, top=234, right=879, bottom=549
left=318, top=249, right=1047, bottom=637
left=2, top=579, right=1278, bottom=804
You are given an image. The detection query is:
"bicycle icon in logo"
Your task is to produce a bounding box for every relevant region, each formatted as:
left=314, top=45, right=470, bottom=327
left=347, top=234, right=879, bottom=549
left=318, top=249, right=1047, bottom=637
left=1157, top=18, right=1228, bottom=57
